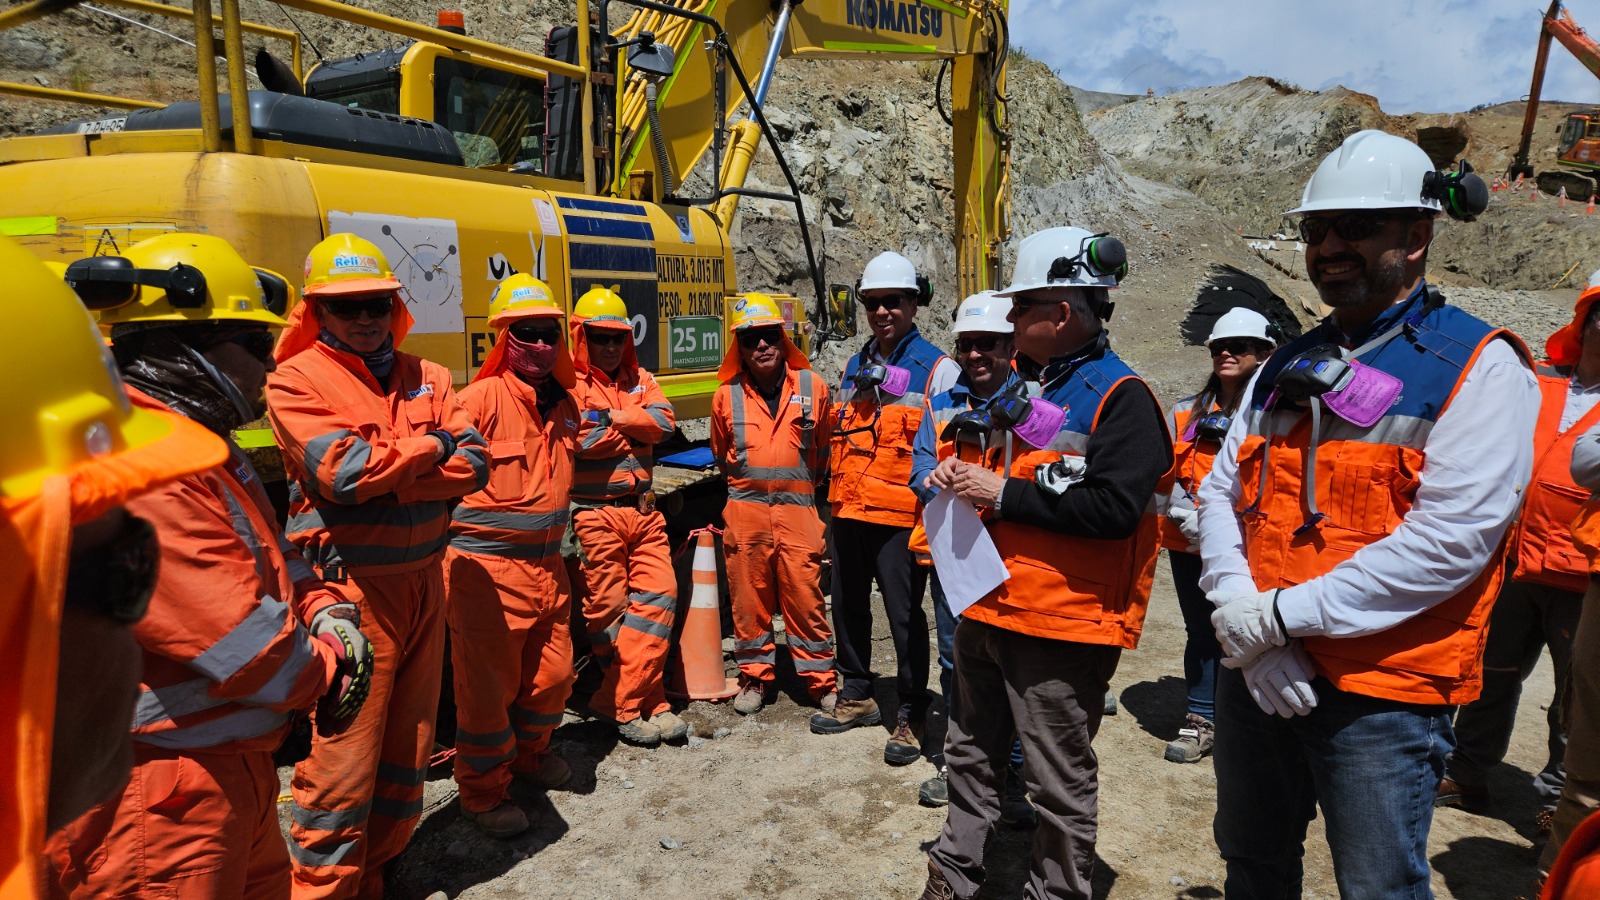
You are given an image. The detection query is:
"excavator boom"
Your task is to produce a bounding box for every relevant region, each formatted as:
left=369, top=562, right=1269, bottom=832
left=1511, top=1, right=1600, bottom=179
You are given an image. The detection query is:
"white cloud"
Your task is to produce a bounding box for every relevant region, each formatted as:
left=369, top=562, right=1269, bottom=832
left=1012, top=0, right=1600, bottom=113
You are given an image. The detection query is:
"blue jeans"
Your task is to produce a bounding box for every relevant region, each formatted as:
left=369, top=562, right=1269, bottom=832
left=1169, top=551, right=1221, bottom=721
left=932, top=572, right=1024, bottom=769
left=1213, top=666, right=1453, bottom=899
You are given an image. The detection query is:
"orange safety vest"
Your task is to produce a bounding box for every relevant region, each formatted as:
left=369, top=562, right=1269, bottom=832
left=713, top=367, right=831, bottom=509
left=1158, top=397, right=1221, bottom=553
left=1511, top=365, right=1600, bottom=592
left=1234, top=291, right=1529, bottom=705
left=830, top=329, right=948, bottom=529
left=962, top=348, right=1168, bottom=648
left=450, top=371, right=581, bottom=561
left=267, top=342, right=489, bottom=578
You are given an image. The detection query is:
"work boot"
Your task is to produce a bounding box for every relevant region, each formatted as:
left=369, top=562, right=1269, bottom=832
left=918, top=765, right=949, bottom=807
left=463, top=800, right=529, bottom=839
left=614, top=716, right=662, bottom=747
left=810, top=697, right=881, bottom=734
left=1537, top=807, right=1556, bottom=836
left=650, top=710, right=690, bottom=741
left=919, top=857, right=956, bottom=900
left=884, top=715, right=924, bottom=766
left=1164, top=714, right=1215, bottom=764
left=1000, top=764, right=1037, bottom=829
left=1435, top=775, right=1488, bottom=810
left=514, top=752, right=572, bottom=790
left=1103, top=690, right=1119, bottom=716
left=733, top=679, right=766, bottom=715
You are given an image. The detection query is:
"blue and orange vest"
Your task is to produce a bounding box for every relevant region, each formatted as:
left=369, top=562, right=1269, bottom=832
left=1234, top=285, right=1530, bottom=704
left=962, top=344, right=1168, bottom=648
left=831, top=328, right=948, bottom=529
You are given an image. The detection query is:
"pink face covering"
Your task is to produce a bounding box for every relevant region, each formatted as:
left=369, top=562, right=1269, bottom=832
left=505, top=334, right=558, bottom=380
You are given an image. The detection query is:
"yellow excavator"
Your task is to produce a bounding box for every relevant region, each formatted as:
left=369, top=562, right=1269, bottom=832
left=0, top=0, right=1009, bottom=478
left=1509, top=1, right=1600, bottom=198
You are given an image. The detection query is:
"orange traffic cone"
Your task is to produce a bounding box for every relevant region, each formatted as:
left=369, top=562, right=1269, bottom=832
left=668, top=529, right=739, bottom=701
left=1560, top=186, right=1570, bottom=206
left=1588, top=195, right=1596, bottom=214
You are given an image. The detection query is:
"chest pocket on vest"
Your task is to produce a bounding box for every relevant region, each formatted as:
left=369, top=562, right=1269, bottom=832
left=488, top=440, right=529, bottom=497
left=859, top=406, right=919, bottom=509
left=1321, top=442, right=1420, bottom=539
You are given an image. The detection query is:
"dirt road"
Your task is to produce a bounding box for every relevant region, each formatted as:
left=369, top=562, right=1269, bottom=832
left=296, top=557, right=1559, bottom=900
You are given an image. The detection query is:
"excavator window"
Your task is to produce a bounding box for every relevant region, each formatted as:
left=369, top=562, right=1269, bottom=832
left=434, top=59, right=545, bottom=169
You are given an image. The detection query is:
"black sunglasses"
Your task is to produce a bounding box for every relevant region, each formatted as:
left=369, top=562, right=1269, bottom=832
left=860, top=294, right=911, bottom=313
left=509, top=320, right=563, bottom=345
left=65, top=513, right=160, bottom=625
left=1297, top=212, right=1414, bottom=247
left=216, top=330, right=277, bottom=362
left=586, top=330, right=629, bottom=347
left=738, top=327, right=785, bottom=350
left=956, top=335, right=1006, bottom=354
left=1209, top=338, right=1265, bottom=357
left=321, top=296, right=393, bottom=321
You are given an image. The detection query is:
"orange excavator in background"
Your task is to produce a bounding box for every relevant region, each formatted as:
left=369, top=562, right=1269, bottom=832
left=1510, top=0, right=1600, bottom=198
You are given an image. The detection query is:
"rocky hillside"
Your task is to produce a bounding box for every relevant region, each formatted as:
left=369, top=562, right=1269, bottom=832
left=2, top=4, right=1592, bottom=399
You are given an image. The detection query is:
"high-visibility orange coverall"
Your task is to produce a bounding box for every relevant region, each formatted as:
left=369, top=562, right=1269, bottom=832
left=568, top=316, right=678, bottom=724
left=267, top=302, right=488, bottom=900
left=710, top=349, right=836, bottom=699
left=49, top=390, right=344, bottom=899
left=446, top=362, right=580, bottom=813
left=1, top=391, right=224, bottom=900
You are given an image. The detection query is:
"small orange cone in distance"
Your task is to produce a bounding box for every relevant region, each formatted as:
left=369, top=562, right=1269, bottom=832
left=668, top=530, right=739, bottom=701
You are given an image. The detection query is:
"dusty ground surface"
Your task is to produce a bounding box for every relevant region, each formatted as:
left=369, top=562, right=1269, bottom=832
left=276, top=553, right=1562, bottom=900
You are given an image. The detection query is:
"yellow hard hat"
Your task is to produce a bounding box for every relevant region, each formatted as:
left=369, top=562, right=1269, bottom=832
left=0, top=236, right=227, bottom=503
left=72, top=233, right=290, bottom=329
left=302, top=232, right=403, bottom=298
left=573, top=286, right=630, bottom=329
left=488, top=274, right=563, bottom=328
left=729, top=292, right=785, bottom=331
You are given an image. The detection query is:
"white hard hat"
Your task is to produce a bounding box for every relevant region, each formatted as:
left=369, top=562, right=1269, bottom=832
left=996, top=226, right=1122, bottom=296
left=952, top=290, right=1013, bottom=335
left=1589, top=268, right=1600, bottom=291
left=1206, top=307, right=1275, bottom=348
left=1286, top=130, right=1442, bottom=217
left=859, top=251, right=920, bottom=292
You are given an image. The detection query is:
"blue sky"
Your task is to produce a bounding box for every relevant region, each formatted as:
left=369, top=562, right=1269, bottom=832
left=1010, top=0, right=1600, bottom=113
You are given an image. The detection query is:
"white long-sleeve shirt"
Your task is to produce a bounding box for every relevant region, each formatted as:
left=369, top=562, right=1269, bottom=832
left=1198, top=336, right=1538, bottom=638
left=1571, top=420, right=1600, bottom=490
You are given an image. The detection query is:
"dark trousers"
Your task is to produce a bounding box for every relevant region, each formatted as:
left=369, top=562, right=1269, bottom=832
left=931, top=618, right=1120, bottom=900
left=1448, top=578, right=1580, bottom=805
left=830, top=517, right=930, bottom=721
left=1213, top=667, right=1453, bottom=900
left=1170, top=551, right=1222, bottom=721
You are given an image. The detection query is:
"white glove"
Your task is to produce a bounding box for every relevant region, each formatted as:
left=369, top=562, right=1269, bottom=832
left=1209, top=588, right=1286, bottom=664
left=1230, top=641, right=1319, bottom=717
left=1167, top=505, right=1201, bottom=547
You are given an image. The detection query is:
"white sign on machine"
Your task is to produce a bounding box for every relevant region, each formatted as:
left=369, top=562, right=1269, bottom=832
left=327, top=211, right=464, bottom=335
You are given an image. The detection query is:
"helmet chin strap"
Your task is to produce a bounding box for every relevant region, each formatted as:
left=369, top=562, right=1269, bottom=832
left=182, top=343, right=258, bottom=428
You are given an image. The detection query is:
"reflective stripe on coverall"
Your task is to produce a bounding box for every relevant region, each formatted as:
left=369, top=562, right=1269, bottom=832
left=446, top=370, right=579, bottom=812
left=569, top=318, right=679, bottom=724
left=711, top=366, right=836, bottom=697
left=50, top=390, right=342, bottom=898
left=268, top=338, right=486, bottom=900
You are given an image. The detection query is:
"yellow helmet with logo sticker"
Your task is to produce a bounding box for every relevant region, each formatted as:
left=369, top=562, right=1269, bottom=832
left=68, top=233, right=290, bottom=329
left=1, top=235, right=228, bottom=501
left=302, top=233, right=402, bottom=298
left=488, top=274, right=563, bottom=328
left=729, top=292, right=786, bottom=332
left=573, top=287, right=630, bottom=329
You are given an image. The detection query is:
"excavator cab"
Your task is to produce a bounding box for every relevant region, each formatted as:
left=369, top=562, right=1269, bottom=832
left=1558, top=111, right=1599, bottom=159
left=304, top=45, right=552, bottom=172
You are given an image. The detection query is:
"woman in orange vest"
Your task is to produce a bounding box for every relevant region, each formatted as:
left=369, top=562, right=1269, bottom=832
left=2, top=237, right=227, bottom=899
left=1541, top=269, right=1600, bottom=881
left=1158, top=306, right=1277, bottom=764
left=268, top=234, right=488, bottom=899
left=444, top=275, right=581, bottom=840
left=1442, top=278, right=1600, bottom=831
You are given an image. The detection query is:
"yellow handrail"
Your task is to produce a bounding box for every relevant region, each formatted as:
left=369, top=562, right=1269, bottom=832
left=101, top=0, right=303, bottom=79
left=0, top=80, right=163, bottom=109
